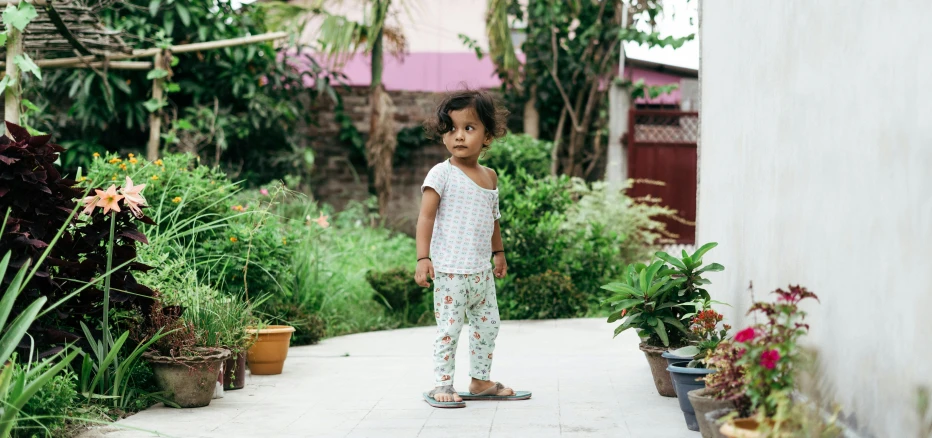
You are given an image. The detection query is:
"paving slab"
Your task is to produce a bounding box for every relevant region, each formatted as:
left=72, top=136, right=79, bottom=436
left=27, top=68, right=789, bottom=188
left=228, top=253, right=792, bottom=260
left=79, top=318, right=697, bottom=438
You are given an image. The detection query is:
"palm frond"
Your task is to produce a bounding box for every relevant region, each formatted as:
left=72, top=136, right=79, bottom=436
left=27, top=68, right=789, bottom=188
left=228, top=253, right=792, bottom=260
left=487, top=0, right=520, bottom=86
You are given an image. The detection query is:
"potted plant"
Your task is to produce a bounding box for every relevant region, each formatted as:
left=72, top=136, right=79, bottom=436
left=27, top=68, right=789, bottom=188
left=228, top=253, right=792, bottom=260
left=690, top=340, right=747, bottom=438
left=184, top=293, right=264, bottom=390
left=716, top=285, right=821, bottom=437
left=139, top=296, right=231, bottom=408
left=666, top=308, right=732, bottom=432
left=601, top=260, right=690, bottom=397
left=246, top=323, right=296, bottom=375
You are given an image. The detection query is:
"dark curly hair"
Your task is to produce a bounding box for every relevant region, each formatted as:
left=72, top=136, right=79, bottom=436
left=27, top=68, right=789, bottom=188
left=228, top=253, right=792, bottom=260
left=424, top=88, right=509, bottom=149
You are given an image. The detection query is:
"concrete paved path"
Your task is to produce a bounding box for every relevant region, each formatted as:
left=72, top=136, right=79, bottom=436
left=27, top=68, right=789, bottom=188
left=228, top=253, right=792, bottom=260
left=82, top=318, right=696, bottom=438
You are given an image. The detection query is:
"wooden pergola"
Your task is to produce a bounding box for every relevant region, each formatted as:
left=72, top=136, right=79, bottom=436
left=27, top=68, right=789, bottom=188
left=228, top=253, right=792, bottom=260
left=0, top=0, right=287, bottom=160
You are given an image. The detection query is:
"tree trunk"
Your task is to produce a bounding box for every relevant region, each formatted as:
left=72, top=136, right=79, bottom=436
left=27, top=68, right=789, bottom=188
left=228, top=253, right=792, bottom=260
left=523, top=84, right=539, bottom=138
left=367, top=85, right=397, bottom=217
left=367, top=0, right=397, bottom=217
left=551, top=108, right=567, bottom=176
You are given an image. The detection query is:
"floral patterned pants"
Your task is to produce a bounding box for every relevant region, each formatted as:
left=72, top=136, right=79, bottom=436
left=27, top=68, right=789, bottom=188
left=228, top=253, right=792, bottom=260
left=432, top=269, right=501, bottom=387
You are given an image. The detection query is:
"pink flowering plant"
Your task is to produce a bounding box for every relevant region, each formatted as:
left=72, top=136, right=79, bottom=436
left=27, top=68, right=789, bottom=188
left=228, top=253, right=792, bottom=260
left=732, top=285, right=820, bottom=416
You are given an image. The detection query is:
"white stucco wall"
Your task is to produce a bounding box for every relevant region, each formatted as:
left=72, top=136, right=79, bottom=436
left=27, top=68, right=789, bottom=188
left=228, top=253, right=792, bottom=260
left=698, top=1, right=932, bottom=436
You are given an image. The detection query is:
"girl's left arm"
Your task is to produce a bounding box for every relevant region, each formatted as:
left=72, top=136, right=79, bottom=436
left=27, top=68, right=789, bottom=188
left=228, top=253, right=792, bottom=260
left=490, top=168, right=507, bottom=278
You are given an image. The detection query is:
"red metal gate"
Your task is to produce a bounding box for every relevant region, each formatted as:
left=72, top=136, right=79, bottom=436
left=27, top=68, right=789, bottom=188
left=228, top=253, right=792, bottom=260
left=626, top=109, right=699, bottom=244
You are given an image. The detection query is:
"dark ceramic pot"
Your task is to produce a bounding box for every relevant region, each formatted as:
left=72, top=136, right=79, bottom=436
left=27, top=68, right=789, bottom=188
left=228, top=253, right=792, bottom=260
left=668, top=360, right=717, bottom=431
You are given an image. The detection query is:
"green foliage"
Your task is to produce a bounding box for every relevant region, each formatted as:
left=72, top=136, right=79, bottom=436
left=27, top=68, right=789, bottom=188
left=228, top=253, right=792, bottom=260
left=260, top=301, right=326, bottom=346
left=601, top=260, right=689, bottom=347
left=9, top=366, right=76, bottom=438
left=82, top=152, right=238, bottom=229
left=28, top=0, right=339, bottom=184
left=487, top=0, right=694, bottom=177
left=565, top=179, right=673, bottom=267
left=481, top=133, right=553, bottom=180
left=76, top=326, right=166, bottom=410
left=0, top=253, right=81, bottom=438
left=366, top=268, right=431, bottom=325
left=507, top=270, right=586, bottom=320
left=395, top=126, right=433, bottom=162
left=273, top=202, right=417, bottom=337
left=496, top=170, right=574, bottom=281
left=496, top=169, right=672, bottom=317
left=655, top=242, right=725, bottom=305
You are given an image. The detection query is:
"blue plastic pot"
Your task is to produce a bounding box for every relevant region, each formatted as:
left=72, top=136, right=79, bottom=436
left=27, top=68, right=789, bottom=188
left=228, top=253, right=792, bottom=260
left=667, top=360, right=717, bottom=431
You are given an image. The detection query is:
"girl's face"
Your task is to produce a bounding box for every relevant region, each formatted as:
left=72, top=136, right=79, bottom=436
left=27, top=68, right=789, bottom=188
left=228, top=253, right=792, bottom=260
left=442, top=107, right=490, bottom=160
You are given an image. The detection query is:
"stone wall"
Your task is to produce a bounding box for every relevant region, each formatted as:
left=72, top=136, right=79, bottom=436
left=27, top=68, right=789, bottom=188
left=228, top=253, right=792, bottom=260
left=301, top=87, right=449, bottom=235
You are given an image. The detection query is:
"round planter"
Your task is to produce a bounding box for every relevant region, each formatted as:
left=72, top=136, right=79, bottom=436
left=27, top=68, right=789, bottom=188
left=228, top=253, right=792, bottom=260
left=720, top=417, right=766, bottom=438
left=223, top=352, right=247, bottom=390
left=661, top=350, right=695, bottom=368
left=688, top=388, right=736, bottom=438
left=246, top=325, right=295, bottom=375
left=668, top=360, right=717, bottom=431
left=639, top=343, right=676, bottom=397
left=143, top=348, right=231, bottom=408
left=705, top=408, right=736, bottom=438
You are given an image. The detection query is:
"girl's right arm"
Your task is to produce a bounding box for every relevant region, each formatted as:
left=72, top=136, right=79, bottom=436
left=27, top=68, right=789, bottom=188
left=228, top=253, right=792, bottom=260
left=415, top=187, right=441, bottom=287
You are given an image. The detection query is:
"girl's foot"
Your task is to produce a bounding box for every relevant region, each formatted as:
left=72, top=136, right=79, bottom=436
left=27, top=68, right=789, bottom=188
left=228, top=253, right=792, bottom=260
left=429, top=386, right=464, bottom=403
left=469, top=379, right=515, bottom=396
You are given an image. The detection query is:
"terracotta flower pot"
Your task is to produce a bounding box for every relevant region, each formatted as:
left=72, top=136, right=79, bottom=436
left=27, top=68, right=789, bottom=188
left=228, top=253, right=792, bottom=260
left=143, top=347, right=231, bottom=408
left=705, top=408, right=736, bottom=438
left=246, top=325, right=295, bottom=375
left=720, top=417, right=768, bottom=438
left=639, top=343, right=676, bottom=397
left=223, top=352, right=247, bottom=390
left=688, top=388, right=736, bottom=438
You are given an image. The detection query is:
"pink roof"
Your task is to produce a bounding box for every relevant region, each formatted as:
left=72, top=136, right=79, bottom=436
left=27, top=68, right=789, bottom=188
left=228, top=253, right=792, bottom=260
left=286, top=50, right=683, bottom=104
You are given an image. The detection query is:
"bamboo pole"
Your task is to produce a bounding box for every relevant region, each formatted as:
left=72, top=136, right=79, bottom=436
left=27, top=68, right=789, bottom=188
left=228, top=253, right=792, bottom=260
left=0, top=31, right=289, bottom=69
left=146, top=53, right=163, bottom=161
left=4, top=7, right=24, bottom=131
left=46, top=61, right=152, bottom=70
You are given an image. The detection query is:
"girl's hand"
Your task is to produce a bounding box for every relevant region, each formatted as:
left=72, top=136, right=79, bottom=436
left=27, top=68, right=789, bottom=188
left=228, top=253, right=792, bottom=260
left=415, top=259, right=435, bottom=287
left=493, top=253, right=508, bottom=279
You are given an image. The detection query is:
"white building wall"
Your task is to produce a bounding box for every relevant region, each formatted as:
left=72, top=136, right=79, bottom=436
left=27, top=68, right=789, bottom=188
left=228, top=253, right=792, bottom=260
left=698, top=1, right=932, bottom=436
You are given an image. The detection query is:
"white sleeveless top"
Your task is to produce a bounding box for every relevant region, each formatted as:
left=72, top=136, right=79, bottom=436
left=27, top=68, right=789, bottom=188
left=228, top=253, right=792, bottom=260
left=421, top=160, right=501, bottom=274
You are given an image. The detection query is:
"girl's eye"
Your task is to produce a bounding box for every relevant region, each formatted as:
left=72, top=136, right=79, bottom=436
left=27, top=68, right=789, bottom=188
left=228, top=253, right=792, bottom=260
left=465, top=126, right=474, bottom=131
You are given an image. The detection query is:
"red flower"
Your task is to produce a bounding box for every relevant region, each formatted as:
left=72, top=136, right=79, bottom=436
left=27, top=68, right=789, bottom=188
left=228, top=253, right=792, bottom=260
left=760, top=349, right=781, bottom=369
left=473, top=332, right=481, bottom=340
left=442, top=336, right=452, bottom=344
left=734, top=327, right=756, bottom=343
left=441, top=375, right=451, bottom=381
left=444, top=296, right=453, bottom=304
left=481, top=316, right=488, bottom=322
left=487, top=353, right=493, bottom=360
left=449, top=318, right=455, bottom=325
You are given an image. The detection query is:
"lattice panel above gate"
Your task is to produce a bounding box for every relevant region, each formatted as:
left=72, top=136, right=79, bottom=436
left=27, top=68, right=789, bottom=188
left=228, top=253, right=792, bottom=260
left=632, top=112, right=699, bottom=144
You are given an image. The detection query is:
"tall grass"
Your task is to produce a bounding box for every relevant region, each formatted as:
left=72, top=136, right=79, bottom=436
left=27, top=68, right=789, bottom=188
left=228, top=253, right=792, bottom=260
left=277, top=200, right=416, bottom=337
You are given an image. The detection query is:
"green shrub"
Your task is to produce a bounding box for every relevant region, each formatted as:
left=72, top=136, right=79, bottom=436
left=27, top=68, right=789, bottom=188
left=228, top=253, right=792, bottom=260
left=482, top=133, right=553, bottom=179
left=260, top=300, right=327, bottom=346
left=506, top=270, right=587, bottom=320
left=366, top=268, right=431, bottom=325
left=564, top=179, right=673, bottom=265
left=81, top=152, right=238, bottom=229
left=11, top=366, right=77, bottom=438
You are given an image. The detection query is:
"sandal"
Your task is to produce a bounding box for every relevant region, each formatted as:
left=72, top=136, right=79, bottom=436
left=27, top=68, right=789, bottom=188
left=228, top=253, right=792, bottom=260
left=458, top=382, right=532, bottom=401
left=423, top=386, right=466, bottom=408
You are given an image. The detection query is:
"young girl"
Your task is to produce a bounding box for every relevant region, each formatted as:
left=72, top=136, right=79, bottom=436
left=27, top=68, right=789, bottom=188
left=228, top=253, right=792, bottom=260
left=416, top=89, right=531, bottom=408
